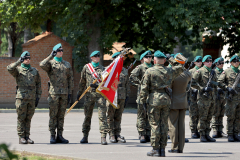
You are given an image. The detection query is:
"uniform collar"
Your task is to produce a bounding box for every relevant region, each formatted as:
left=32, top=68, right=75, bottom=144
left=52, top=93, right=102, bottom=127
left=195, top=66, right=200, bottom=70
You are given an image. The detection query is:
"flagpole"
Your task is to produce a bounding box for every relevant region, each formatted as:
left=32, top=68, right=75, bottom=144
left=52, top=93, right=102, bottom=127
left=65, top=79, right=98, bottom=117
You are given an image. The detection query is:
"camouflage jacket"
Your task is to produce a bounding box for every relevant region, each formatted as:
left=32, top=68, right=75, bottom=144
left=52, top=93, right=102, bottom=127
left=118, top=67, right=130, bottom=100
left=140, top=57, right=184, bottom=106
left=192, top=66, right=217, bottom=98
left=39, top=55, right=73, bottom=94
left=7, top=60, right=42, bottom=100
left=218, top=67, right=240, bottom=100
left=78, top=63, right=104, bottom=96
left=129, top=63, right=152, bottom=103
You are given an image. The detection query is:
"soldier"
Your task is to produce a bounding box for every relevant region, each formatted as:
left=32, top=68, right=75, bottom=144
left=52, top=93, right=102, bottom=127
left=189, top=56, right=202, bottom=138
left=140, top=51, right=185, bottom=157
left=77, top=51, right=108, bottom=145
left=218, top=55, right=240, bottom=142
left=211, top=57, right=228, bottom=138
left=40, top=43, right=73, bottom=144
left=107, top=52, right=130, bottom=143
left=192, top=55, right=218, bottom=142
left=168, top=53, right=192, bottom=153
left=129, top=50, right=152, bottom=143
left=7, top=51, right=42, bottom=144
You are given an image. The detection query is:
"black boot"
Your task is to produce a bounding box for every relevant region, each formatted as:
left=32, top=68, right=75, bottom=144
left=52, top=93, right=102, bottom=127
left=101, top=137, right=108, bottom=145
left=228, top=135, right=234, bottom=142
left=56, top=135, right=69, bottom=144
left=191, top=132, right=200, bottom=138
left=218, top=131, right=228, bottom=138
left=19, top=138, right=27, bottom=144
left=160, top=148, right=165, bottom=157
left=185, top=138, right=189, bottom=142
left=206, top=135, right=216, bottom=142
left=233, top=134, right=240, bottom=142
left=140, top=136, right=146, bottom=143
left=145, top=135, right=150, bottom=142
left=80, top=136, right=88, bottom=143
left=212, top=131, right=218, bottom=138
left=116, top=135, right=126, bottom=143
left=147, top=149, right=160, bottom=157
left=109, top=135, right=117, bottom=143
left=168, top=149, right=179, bottom=153
left=200, top=135, right=208, bottom=142
left=25, top=137, right=34, bottom=144
left=168, top=134, right=170, bottom=139
left=50, top=135, right=56, bottom=144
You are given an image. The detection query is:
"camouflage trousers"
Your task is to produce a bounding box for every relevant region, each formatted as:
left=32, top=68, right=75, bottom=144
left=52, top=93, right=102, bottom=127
left=189, top=97, right=199, bottom=133
left=48, top=94, right=67, bottom=136
left=107, top=99, right=125, bottom=136
left=197, top=98, right=215, bottom=135
left=82, top=92, right=108, bottom=137
left=136, top=103, right=151, bottom=136
left=211, top=97, right=226, bottom=132
left=16, top=99, right=35, bottom=138
left=225, top=99, right=240, bottom=135
left=148, top=104, right=170, bottom=149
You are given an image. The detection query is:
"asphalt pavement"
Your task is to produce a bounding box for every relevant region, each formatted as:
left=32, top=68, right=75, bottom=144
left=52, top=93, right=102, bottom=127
left=0, top=111, right=239, bottom=160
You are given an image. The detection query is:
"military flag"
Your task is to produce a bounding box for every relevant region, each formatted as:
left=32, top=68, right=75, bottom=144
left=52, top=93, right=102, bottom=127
left=96, top=55, right=123, bottom=109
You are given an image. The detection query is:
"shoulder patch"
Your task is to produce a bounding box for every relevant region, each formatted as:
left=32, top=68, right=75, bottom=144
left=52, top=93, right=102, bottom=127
left=196, top=70, right=199, bottom=72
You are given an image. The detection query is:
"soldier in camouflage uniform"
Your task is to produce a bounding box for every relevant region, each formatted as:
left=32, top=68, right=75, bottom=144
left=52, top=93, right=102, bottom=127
left=40, top=43, right=73, bottom=144
left=107, top=52, right=130, bottom=143
left=129, top=50, right=153, bottom=143
left=189, top=56, right=202, bottom=138
left=77, top=51, right=108, bottom=145
left=211, top=57, right=228, bottom=138
left=7, top=51, right=42, bottom=144
left=140, top=51, right=185, bottom=157
left=192, top=55, right=218, bottom=142
left=218, top=55, right=240, bottom=142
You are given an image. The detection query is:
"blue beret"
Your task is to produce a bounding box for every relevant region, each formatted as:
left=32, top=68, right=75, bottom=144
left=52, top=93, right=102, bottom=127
left=20, top=51, right=30, bottom=58
left=53, top=43, right=62, bottom=51
left=154, top=50, right=166, bottom=58
left=112, top=52, right=121, bottom=58
left=230, top=55, right=239, bottom=62
left=202, top=55, right=212, bottom=62
left=140, top=50, right=152, bottom=60
left=174, top=53, right=183, bottom=58
left=213, top=57, right=224, bottom=64
left=90, top=51, right=100, bottom=57
left=194, top=56, right=202, bottom=62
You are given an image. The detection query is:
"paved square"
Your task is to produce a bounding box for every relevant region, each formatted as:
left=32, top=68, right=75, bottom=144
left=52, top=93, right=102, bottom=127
left=0, top=111, right=239, bottom=160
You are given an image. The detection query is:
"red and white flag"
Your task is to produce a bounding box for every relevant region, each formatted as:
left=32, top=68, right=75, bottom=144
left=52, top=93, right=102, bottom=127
left=96, top=55, right=123, bottom=109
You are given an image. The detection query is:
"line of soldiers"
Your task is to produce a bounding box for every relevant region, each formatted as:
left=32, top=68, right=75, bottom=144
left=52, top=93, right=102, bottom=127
left=189, top=54, right=240, bottom=143
left=7, top=43, right=240, bottom=157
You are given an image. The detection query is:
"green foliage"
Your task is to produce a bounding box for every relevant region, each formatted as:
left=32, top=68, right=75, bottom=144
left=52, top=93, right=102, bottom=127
left=0, top=143, right=18, bottom=159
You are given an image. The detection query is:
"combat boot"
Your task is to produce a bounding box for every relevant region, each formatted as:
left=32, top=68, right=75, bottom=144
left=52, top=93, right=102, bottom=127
left=228, top=135, right=234, bottom=142
left=101, top=137, right=108, bottom=145
left=19, top=138, right=27, bottom=144
left=212, top=131, right=218, bottom=138
left=200, top=135, right=208, bottom=142
left=116, top=135, right=126, bottom=143
left=140, top=136, right=146, bottom=143
left=218, top=131, right=228, bottom=138
left=206, top=135, right=216, bottom=142
left=109, top=135, right=117, bottom=143
left=80, top=136, right=88, bottom=143
left=145, top=135, right=151, bottom=142
left=56, top=134, right=69, bottom=144
left=160, top=148, right=165, bottom=157
left=191, top=132, right=199, bottom=138
left=50, top=135, right=56, bottom=144
left=147, top=149, right=160, bottom=157
left=233, top=134, right=240, bottom=142
left=25, top=137, right=34, bottom=144
left=185, top=138, right=189, bottom=142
